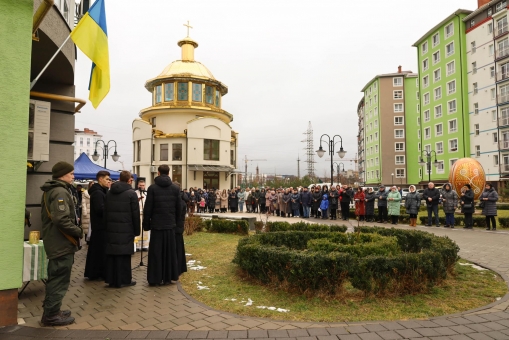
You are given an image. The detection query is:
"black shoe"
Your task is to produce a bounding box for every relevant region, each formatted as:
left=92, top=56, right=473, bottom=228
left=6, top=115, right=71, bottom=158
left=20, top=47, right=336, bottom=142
left=444, top=225, right=450, bottom=228
left=121, top=281, right=136, bottom=287
left=41, top=313, right=75, bottom=326
left=486, top=228, right=491, bottom=231
left=493, top=228, right=497, bottom=230
left=436, top=225, right=440, bottom=228
left=59, top=310, right=71, bottom=318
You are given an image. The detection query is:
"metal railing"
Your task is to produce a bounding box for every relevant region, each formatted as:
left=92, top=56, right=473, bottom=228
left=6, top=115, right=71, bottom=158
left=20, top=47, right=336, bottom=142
left=496, top=47, right=509, bottom=60
left=499, top=117, right=509, bottom=126
left=500, top=163, right=509, bottom=173
left=499, top=140, right=509, bottom=149
left=496, top=24, right=509, bottom=38
left=498, top=94, right=509, bottom=104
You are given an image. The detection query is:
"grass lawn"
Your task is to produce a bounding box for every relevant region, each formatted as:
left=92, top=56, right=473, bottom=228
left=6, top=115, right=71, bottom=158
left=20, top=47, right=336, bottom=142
left=180, top=231, right=508, bottom=322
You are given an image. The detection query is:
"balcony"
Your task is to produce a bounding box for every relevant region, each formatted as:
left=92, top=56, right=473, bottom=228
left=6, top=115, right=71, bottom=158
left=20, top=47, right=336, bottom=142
left=499, top=94, right=509, bottom=104
left=499, top=140, right=509, bottom=150
left=495, top=24, right=509, bottom=39
left=497, top=71, right=509, bottom=83
left=500, top=163, right=509, bottom=173
left=496, top=47, right=509, bottom=61
left=500, top=116, right=509, bottom=127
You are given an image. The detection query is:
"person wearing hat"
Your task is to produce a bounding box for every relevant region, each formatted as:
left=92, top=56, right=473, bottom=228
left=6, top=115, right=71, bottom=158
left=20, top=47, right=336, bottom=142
left=40, top=161, right=83, bottom=326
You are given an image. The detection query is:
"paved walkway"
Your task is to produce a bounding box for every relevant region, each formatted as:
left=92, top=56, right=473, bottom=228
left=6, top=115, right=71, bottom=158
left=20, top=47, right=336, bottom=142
left=2, top=214, right=509, bottom=340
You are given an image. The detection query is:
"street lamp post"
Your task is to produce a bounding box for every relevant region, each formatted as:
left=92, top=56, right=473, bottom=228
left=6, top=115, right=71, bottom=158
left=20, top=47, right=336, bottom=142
left=316, top=134, right=347, bottom=188
left=92, top=139, right=120, bottom=169
left=333, top=162, right=345, bottom=184
left=418, top=150, right=439, bottom=183
left=391, top=173, right=394, bottom=186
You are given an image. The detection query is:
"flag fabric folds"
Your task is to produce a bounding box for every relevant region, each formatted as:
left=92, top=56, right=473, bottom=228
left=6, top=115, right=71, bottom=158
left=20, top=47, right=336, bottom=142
left=71, top=0, right=109, bottom=108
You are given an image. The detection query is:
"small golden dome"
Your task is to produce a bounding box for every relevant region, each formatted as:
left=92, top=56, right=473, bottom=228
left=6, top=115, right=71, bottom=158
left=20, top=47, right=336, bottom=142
left=158, top=60, right=215, bottom=80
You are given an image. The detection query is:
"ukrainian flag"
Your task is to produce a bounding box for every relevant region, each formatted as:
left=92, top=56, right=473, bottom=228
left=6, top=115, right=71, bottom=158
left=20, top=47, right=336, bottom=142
left=71, top=0, right=109, bottom=108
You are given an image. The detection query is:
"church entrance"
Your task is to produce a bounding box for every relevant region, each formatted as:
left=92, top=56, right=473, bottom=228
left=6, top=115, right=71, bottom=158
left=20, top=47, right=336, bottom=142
left=203, top=171, right=219, bottom=190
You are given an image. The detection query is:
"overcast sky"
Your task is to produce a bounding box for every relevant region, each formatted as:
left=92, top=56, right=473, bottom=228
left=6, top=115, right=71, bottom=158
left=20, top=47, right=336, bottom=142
left=74, top=0, right=477, bottom=176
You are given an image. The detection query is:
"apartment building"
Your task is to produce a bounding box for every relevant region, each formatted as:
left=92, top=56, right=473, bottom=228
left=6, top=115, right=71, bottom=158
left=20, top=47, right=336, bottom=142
left=357, top=97, right=365, bottom=184
left=465, top=0, right=509, bottom=185
left=360, top=67, right=417, bottom=186
left=413, top=9, right=473, bottom=184
left=74, top=128, right=102, bottom=161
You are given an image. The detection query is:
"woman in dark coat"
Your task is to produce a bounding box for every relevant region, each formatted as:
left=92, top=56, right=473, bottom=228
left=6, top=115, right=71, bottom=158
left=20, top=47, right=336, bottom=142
left=364, top=188, right=376, bottom=222
left=441, top=183, right=459, bottom=228
left=480, top=183, right=499, bottom=230
left=404, top=185, right=420, bottom=227
left=103, top=174, right=140, bottom=288
left=311, top=186, right=322, bottom=218
left=328, top=187, right=340, bottom=220
left=206, top=190, right=215, bottom=213
left=460, top=184, right=475, bottom=229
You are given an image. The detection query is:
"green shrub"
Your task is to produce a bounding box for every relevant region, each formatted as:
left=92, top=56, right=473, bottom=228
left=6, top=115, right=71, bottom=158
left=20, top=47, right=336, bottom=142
left=498, top=217, right=509, bottom=228
left=254, top=221, right=264, bottom=233
left=184, top=216, right=206, bottom=235
left=234, top=227, right=459, bottom=296
left=205, top=219, right=249, bottom=235
left=265, top=221, right=347, bottom=233
left=473, top=216, right=487, bottom=227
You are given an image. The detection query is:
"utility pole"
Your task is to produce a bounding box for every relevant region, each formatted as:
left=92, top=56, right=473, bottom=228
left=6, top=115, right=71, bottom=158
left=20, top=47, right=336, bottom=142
left=302, top=122, right=316, bottom=179
left=297, top=155, right=301, bottom=179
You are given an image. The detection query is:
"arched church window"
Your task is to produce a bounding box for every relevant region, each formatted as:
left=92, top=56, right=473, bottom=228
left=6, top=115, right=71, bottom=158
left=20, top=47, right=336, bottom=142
left=205, top=86, right=214, bottom=104
left=165, top=83, right=174, bottom=101
left=178, top=82, right=189, bottom=101
left=192, top=83, right=202, bottom=102
left=215, top=91, right=220, bottom=107
left=155, top=85, right=162, bottom=104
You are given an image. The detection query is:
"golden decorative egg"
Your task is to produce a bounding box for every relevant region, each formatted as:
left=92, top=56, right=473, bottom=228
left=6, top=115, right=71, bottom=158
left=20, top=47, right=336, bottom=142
left=448, top=158, right=486, bottom=200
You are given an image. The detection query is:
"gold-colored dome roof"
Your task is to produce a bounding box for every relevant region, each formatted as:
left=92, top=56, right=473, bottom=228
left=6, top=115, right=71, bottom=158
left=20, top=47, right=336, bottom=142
left=157, top=60, right=215, bottom=80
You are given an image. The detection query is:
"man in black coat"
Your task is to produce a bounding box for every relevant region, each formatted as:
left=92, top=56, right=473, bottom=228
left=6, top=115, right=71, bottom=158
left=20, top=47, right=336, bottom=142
left=422, top=182, right=441, bottom=227
left=143, top=165, right=181, bottom=286
left=104, top=171, right=140, bottom=288
left=84, top=170, right=111, bottom=280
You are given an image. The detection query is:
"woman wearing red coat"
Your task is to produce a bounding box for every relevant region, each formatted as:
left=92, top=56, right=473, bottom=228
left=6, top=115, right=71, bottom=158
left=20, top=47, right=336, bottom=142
left=354, top=187, right=365, bottom=221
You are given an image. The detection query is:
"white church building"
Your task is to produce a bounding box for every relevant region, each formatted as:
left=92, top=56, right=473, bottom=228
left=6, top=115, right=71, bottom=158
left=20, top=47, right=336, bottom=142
left=132, top=33, right=239, bottom=189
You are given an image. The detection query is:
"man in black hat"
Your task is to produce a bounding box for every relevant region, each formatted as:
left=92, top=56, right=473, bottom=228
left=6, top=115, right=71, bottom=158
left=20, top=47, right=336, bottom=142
left=40, top=161, right=83, bottom=326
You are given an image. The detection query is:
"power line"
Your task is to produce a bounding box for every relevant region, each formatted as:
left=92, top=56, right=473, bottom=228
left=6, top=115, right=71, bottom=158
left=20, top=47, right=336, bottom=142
left=302, top=121, right=316, bottom=178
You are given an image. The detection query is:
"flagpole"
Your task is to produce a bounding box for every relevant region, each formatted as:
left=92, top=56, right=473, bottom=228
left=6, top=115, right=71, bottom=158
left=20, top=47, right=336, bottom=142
left=30, top=34, right=71, bottom=90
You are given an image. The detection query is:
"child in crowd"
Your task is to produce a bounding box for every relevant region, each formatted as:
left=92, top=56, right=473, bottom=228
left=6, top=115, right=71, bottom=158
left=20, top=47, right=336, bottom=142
left=199, top=197, right=206, bottom=213
left=320, top=194, right=329, bottom=220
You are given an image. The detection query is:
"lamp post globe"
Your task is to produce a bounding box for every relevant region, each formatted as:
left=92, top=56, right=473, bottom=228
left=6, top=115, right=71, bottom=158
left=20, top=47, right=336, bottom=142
left=92, top=151, right=100, bottom=162
left=111, top=151, right=120, bottom=162
left=337, top=148, right=347, bottom=158
left=316, top=147, right=325, bottom=158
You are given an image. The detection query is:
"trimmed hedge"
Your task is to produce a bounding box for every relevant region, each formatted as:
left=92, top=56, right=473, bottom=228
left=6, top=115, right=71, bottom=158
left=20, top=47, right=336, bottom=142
left=265, top=221, right=348, bottom=233
left=205, top=219, right=249, bottom=235
left=233, top=227, right=459, bottom=296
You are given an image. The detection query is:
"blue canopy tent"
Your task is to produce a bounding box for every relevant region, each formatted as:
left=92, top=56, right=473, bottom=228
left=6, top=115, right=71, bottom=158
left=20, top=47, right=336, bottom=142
left=74, top=152, right=133, bottom=180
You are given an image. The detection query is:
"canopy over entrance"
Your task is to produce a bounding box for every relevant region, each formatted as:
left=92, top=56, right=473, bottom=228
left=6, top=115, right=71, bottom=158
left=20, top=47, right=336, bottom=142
left=74, top=152, right=131, bottom=180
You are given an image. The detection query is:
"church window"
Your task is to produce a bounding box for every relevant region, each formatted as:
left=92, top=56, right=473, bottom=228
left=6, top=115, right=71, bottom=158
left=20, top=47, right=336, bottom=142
left=165, top=83, right=174, bottom=101
left=215, top=91, right=220, bottom=107
left=205, top=86, right=214, bottom=104
left=172, top=143, right=182, bottom=161
left=160, top=144, right=169, bottom=161
left=192, top=83, right=202, bottom=102
left=155, top=85, right=162, bottom=104
left=204, top=139, right=219, bottom=161
left=172, top=165, right=182, bottom=184
left=177, top=82, right=188, bottom=101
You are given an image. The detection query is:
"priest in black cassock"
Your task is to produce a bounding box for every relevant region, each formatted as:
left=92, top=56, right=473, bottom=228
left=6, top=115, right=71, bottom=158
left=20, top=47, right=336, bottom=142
left=143, top=165, right=181, bottom=286
left=103, top=171, right=140, bottom=288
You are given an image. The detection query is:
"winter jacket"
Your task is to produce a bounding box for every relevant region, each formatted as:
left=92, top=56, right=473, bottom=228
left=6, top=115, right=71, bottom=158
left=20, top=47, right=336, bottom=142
left=354, top=191, right=365, bottom=216
left=460, top=189, right=475, bottom=214
left=300, top=191, right=312, bottom=207
left=422, top=187, right=440, bottom=206
left=228, top=191, right=238, bottom=208
left=312, top=191, right=322, bottom=210
left=207, top=191, right=215, bottom=208
left=215, top=192, right=221, bottom=209
left=142, top=175, right=181, bottom=231
left=104, top=181, right=141, bottom=255
left=89, top=183, right=109, bottom=232
left=40, top=179, right=83, bottom=260
left=340, top=188, right=353, bottom=203
left=282, top=192, right=292, bottom=212
left=387, top=191, right=401, bottom=216
left=238, top=190, right=246, bottom=203
left=320, top=195, right=329, bottom=211
left=81, top=190, right=91, bottom=241
left=404, top=192, right=421, bottom=215
left=376, top=189, right=388, bottom=207
left=364, top=192, right=376, bottom=215
left=480, top=188, right=499, bottom=216
left=220, top=192, right=228, bottom=208
left=441, top=185, right=459, bottom=214
left=329, top=190, right=340, bottom=209
left=290, top=193, right=301, bottom=211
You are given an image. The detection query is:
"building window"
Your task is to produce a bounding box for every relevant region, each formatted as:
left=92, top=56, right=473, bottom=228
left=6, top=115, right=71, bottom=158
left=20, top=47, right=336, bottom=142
left=417, top=103, right=420, bottom=112
left=160, top=144, right=169, bottom=161
left=375, top=157, right=379, bottom=165
left=474, top=103, right=479, bottom=115
left=395, top=129, right=404, bottom=138
left=393, top=90, right=403, bottom=99
left=446, top=61, right=455, bottom=76
left=374, top=119, right=378, bottom=128
left=489, top=44, right=494, bottom=56
left=433, top=51, right=440, bottom=64
left=435, top=105, right=442, bottom=118
left=450, top=159, right=458, bottom=168
left=493, top=110, right=499, bottom=122
left=424, top=109, right=430, bottom=122
left=165, top=83, right=174, bottom=101
left=432, top=33, right=440, bottom=47
left=136, top=141, right=141, bottom=162
left=394, top=103, right=404, bottom=112
left=475, top=145, right=481, bottom=157
left=422, top=41, right=428, bottom=54
left=493, top=132, right=499, bottom=143
left=395, top=142, right=405, bottom=151
left=449, top=139, right=458, bottom=152
left=395, top=155, right=405, bottom=165
left=447, top=80, right=456, bottom=94
left=498, top=38, right=509, bottom=59
left=445, top=23, right=454, bottom=38
left=424, top=93, right=430, bottom=105
left=449, top=119, right=457, bottom=133
left=177, top=82, right=188, bottom=101
left=448, top=100, right=457, bottom=113
left=375, top=145, right=379, bottom=153
left=87, top=138, right=90, bottom=147
left=435, top=123, right=443, bottom=136
left=434, top=69, right=441, bottom=82
left=80, top=137, right=83, bottom=147
left=471, top=41, right=476, bottom=53
left=205, top=86, right=214, bottom=104
left=490, top=66, right=495, bottom=78
left=417, top=117, right=421, bottom=125
left=192, top=83, right=202, bottom=102
left=423, top=75, right=429, bottom=88
left=155, top=85, right=162, bottom=104
left=497, top=16, right=508, bottom=36
left=172, top=143, right=182, bottom=161
left=491, top=88, right=496, bottom=100
left=374, top=132, right=378, bottom=140
left=425, top=144, right=431, bottom=153
left=394, top=116, right=404, bottom=125
left=418, top=130, right=421, bottom=139
left=423, top=58, right=429, bottom=71
left=396, top=169, right=405, bottom=178
left=419, top=168, right=423, bottom=177
left=474, top=123, right=480, bottom=136
left=434, top=87, right=442, bottom=100
left=472, top=62, right=477, bottom=74
left=436, top=141, right=444, bottom=154
left=172, top=165, right=182, bottom=184
left=446, top=42, right=454, bottom=56
left=473, top=82, right=478, bottom=94
left=204, top=139, right=220, bottom=161
left=424, top=127, right=431, bottom=139
left=488, top=22, right=493, bottom=34
left=436, top=161, right=445, bottom=174
left=215, top=91, right=220, bottom=107
left=393, top=77, right=403, bottom=86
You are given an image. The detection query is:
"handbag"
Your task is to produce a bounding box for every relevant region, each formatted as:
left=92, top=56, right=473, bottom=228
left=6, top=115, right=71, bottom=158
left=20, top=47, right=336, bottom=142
left=479, top=201, right=485, bottom=209
left=463, top=203, right=472, bottom=209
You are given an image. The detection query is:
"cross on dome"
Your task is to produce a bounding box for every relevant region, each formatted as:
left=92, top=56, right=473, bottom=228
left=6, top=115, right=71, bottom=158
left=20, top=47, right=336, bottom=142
left=183, top=20, right=193, bottom=37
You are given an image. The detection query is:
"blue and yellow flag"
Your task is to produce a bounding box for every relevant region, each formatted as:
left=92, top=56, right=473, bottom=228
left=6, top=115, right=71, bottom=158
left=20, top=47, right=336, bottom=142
left=71, top=0, right=109, bottom=108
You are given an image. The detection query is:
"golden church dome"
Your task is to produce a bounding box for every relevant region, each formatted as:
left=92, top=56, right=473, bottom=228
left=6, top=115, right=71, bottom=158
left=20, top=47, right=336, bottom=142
left=157, top=60, right=215, bottom=80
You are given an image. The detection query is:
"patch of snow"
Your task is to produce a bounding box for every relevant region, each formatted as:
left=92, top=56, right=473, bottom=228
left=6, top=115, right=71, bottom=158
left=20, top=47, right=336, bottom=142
left=276, top=308, right=289, bottom=312
left=185, top=253, right=192, bottom=256
left=197, top=285, right=209, bottom=290
left=458, top=262, right=487, bottom=271
left=497, top=297, right=502, bottom=301
left=224, top=298, right=237, bottom=301
left=267, top=306, right=276, bottom=310
left=189, top=265, right=207, bottom=271
left=245, top=298, right=253, bottom=306
left=187, top=260, right=196, bottom=264
left=256, top=306, right=289, bottom=313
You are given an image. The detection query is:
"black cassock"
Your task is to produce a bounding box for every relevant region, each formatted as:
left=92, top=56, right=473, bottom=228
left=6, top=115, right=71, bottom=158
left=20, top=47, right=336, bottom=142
left=147, top=229, right=179, bottom=284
